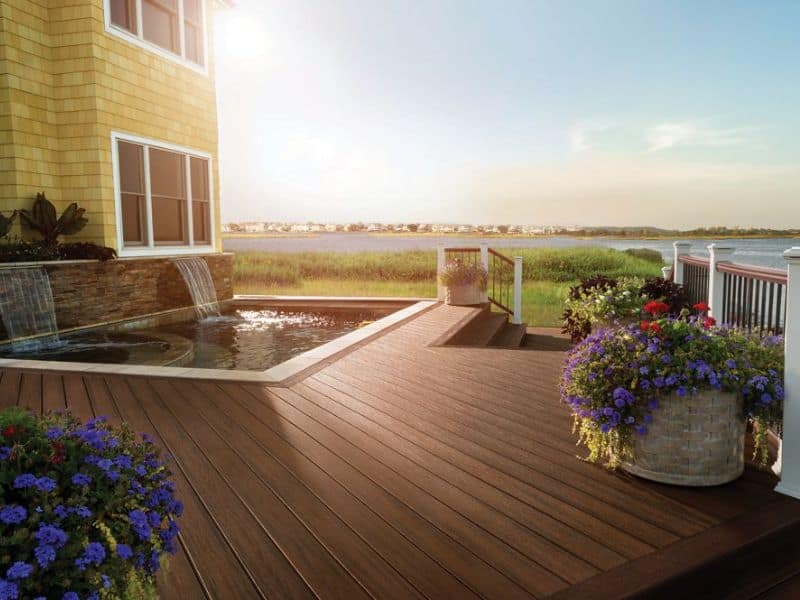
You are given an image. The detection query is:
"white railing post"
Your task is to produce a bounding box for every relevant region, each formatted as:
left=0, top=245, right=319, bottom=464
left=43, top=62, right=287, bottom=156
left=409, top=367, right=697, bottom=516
left=673, top=241, right=692, bottom=284
left=437, top=244, right=446, bottom=302
left=512, top=256, right=523, bottom=325
left=707, top=243, right=735, bottom=322
left=775, top=248, right=800, bottom=498
left=480, top=243, right=489, bottom=303
left=661, top=266, right=671, bottom=281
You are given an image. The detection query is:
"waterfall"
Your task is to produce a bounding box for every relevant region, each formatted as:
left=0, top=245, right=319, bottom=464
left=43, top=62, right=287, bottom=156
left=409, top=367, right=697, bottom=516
left=0, top=267, right=60, bottom=347
left=173, top=257, right=220, bottom=318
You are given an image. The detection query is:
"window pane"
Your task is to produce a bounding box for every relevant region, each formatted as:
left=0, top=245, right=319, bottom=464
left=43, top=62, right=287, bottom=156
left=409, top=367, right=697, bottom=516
left=192, top=200, right=210, bottom=243
left=149, top=148, right=185, bottom=199
left=184, top=0, right=202, bottom=23
left=142, top=0, right=179, bottom=54
left=152, top=197, right=187, bottom=244
left=190, top=157, right=208, bottom=200
left=118, top=141, right=144, bottom=194
left=110, top=0, right=137, bottom=33
left=184, top=23, right=204, bottom=65
left=121, top=194, right=146, bottom=244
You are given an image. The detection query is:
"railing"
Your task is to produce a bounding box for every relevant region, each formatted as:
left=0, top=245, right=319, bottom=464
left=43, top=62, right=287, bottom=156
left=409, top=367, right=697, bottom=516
left=717, top=262, right=787, bottom=333
left=437, top=244, right=523, bottom=324
left=677, top=255, right=710, bottom=307
left=488, top=248, right=515, bottom=316
left=674, top=244, right=787, bottom=333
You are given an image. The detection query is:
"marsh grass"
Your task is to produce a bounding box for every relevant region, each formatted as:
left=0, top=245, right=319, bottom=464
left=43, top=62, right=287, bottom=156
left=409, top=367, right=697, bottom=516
left=233, top=247, right=663, bottom=326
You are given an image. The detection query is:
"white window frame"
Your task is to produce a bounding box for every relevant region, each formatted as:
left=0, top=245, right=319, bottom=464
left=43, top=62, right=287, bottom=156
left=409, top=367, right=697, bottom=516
left=111, top=131, right=216, bottom=257
left=103, top=0, right=210, bottom=76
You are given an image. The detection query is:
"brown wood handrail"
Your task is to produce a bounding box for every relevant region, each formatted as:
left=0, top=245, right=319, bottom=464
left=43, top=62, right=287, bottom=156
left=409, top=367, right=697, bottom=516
left=443, top=247, right=481, bottom=253
left=487, top=247, right=514, bottom=266
left=716, top=261, right=788, bottom=285
left=678, top=255, right=710, bottom=268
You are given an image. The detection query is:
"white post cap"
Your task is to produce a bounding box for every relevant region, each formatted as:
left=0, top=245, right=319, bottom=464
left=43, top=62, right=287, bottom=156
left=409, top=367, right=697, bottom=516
left=784, top=247, right=800, bottom=262
left=673, top=241, right=692, bottom=249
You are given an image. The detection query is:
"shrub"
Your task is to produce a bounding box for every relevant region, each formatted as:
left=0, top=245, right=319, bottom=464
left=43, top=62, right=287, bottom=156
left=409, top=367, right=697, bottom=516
left=57, top=242, right=117, bottom=262
left=623, top=248, right=664, bottom=264
left=439, top=259, right=488, bottom=290
left=639, top=277, right=689, bottom=314
left=562, top=277, right=646, bottom=341
left=19, top=193, right=88, bottom=247
left=0, top=238, right=58, bottom=263
left=561, top=308, right=784, bottom=467
left=0, top=409, right=182, bottom=599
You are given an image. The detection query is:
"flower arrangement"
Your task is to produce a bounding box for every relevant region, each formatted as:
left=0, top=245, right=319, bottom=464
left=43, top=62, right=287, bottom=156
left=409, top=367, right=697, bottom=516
left=562, top=275, right=693, bottom=342
left=0, top=409, right=182, bottom=599
left=561, top=276, right=646, bottom=341
left=561, top=302, right=784, bottom=467
left=439, top=258, right=488, bottom=291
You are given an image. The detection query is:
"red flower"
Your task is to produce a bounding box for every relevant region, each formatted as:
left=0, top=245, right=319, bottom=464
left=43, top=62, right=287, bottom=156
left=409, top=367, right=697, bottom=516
left=644, top=301, right=670, bottom=316
left=693, top=302, right=710, bottom=312
left=640, top=320, right=651, bottom=331
left=2, top=426, right=16, bottom=439
left=650, top=322, right=662, bottom=333
left=703, top=316, right=717, bottom=328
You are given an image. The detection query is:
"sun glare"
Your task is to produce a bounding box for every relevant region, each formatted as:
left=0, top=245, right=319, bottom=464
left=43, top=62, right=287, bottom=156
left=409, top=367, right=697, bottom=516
left=217, top=15, right=267, bottom=65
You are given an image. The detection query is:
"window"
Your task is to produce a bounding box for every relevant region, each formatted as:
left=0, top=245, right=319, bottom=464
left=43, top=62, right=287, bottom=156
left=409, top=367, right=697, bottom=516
left=106, top=0, right=206, bottom=68
left=114, top=134, right=213, bottom=254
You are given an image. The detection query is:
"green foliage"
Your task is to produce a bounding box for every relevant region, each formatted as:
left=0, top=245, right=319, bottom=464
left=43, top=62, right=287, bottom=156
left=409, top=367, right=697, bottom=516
left=0, top=211, right=17, bottom=239
left=439, top=259, right=488, bottom=290
left=562, top=277, right=646, bottom=341
left=0, top=409, right=182, bottom=598
left=57, top=242, right=117, bottom=262
left=561, top=316, right=784, bottom=467
left=0, top=238, right=59, bottom=262
left=18, top=192, right=88, bottom=246
left=623, top=247, right=664, bottom=264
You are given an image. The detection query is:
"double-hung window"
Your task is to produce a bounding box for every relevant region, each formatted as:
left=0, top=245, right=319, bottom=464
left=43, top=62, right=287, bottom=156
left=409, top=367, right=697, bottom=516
left=106, top=0, right=206, bottom=69
left=114, top=133, right=213, bottom=255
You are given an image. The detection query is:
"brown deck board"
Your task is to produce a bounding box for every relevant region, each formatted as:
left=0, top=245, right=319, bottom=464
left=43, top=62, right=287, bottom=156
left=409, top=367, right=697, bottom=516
left=1, top=303, right=799, bottom=599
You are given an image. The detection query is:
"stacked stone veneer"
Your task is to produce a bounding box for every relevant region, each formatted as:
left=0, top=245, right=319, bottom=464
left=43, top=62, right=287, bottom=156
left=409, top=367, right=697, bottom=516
left=0, top=254, right=233, bottom=342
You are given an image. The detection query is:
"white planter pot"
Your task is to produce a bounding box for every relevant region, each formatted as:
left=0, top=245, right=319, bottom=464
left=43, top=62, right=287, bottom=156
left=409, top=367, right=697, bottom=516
left=445, top=283, right=484, bottom=306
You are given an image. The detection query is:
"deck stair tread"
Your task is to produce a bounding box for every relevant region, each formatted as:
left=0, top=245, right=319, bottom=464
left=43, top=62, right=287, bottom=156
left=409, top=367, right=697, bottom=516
left=447, top=310, right=508, bottom=346
left=489, top=322, right=527, bottom=347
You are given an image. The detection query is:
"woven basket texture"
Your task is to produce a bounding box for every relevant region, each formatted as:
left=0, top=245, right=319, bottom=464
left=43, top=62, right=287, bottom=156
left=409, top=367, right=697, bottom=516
left=622, top=390, right=745, bottom=486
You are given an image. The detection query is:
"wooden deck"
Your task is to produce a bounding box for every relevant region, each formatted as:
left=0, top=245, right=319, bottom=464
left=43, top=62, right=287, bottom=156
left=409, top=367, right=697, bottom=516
left=2, top=303, right=800, bottom=599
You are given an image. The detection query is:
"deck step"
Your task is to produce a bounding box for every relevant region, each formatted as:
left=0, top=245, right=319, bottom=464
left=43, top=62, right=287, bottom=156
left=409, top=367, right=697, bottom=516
left=447, top=311, right=508, bottom=346
left=489, top=322, right=527, bottom=347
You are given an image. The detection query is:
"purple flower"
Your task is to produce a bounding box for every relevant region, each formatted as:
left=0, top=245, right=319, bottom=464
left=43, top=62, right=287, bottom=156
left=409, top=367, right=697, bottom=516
left=0, top=447, right=11, bottom=460
left=34, top=545, right=56, bottom=568
left=45, top=427, right=64, bottom=440
left=71, top=473, right=91, bottom=486
left=635, top=425, right=648, bottom=436
left=63, top=593, right=79, bottom=600
left=35, top=525, right=68, bottom=548
left=12, top=474, right=37, bottom=489
left=676, top=386, right=689, bottom=397
left=5, top=563, right=32, bottom=581
left=116, top=544, right=134, bottom=560
left=35, top=477, right=57, bottom=493
left=0, top=506, right=26, bottom=525
left=0, top=580, right=19, bottom=600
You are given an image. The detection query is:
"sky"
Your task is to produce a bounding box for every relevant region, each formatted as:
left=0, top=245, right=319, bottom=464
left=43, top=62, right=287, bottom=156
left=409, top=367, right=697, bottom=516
left=214, top=0, right=800, bottom=228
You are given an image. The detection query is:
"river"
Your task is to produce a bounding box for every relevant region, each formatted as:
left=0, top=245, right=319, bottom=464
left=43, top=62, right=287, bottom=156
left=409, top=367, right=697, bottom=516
left=222, top=234, right=798, bottom=270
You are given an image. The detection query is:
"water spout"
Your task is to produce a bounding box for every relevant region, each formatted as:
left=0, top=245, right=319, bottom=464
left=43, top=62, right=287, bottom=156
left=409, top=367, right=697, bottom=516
left=172, top=257, right=220, bottom=318
left=0, top=267, right=60, bottom=348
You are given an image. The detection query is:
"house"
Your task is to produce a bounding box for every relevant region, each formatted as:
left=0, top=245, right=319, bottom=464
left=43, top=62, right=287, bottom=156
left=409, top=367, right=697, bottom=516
left=1, top=0, right=234, bottom=257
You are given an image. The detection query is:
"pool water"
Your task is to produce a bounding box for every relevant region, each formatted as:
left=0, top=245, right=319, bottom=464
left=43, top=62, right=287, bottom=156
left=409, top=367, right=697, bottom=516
left=156, top=307, right=392, bottom=370
left=0, top=307, right=394, bottom=371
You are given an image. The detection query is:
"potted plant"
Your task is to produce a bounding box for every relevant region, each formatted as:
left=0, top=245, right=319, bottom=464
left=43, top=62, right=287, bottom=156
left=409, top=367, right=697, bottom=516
left=561, top=302, right=784, bottom=486
left=562, top=276, right=646, bottom=340
left=0, top=408, right=182, bottom=598
left=439, top=258, right=488, bottom=306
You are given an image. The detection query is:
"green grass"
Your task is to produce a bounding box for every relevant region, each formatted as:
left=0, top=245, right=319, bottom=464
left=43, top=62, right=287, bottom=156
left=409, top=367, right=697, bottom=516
left=232, top=247, right=663, bottom=326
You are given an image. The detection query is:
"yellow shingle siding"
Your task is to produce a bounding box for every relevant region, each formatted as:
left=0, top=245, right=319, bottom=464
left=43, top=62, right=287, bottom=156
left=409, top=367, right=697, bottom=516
left=0, top=0, right=223, bottom=251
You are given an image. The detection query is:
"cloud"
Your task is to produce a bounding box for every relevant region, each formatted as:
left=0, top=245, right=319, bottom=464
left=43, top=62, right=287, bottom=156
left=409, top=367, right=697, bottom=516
left=569, top=121, right=613, bottom=153
left=645, top=122, right=754, bottom=152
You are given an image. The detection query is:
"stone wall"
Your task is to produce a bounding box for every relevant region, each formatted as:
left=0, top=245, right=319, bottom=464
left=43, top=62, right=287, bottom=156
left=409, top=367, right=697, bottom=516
left=0, top=254, right=233, bottom=341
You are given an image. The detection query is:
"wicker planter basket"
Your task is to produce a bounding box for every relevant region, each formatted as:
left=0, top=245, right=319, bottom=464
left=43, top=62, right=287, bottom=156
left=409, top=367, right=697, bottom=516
left=621, top=390, right=745, bottom=486
left=445, top=283, right=484, bottom=306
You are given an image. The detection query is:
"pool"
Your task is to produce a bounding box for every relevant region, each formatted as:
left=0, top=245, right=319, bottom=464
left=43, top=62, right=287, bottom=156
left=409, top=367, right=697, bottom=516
left=0, top=305, right=396, bottom=371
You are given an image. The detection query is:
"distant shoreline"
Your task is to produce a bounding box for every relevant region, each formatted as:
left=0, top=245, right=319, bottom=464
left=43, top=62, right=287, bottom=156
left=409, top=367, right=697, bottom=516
left=223, top=231, right=799, bottom=241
